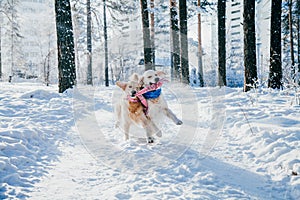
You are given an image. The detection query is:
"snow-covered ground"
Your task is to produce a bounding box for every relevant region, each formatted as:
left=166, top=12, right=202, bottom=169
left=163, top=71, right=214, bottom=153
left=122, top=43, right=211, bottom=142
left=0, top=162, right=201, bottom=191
left=0, top=82, right=300, bottom=199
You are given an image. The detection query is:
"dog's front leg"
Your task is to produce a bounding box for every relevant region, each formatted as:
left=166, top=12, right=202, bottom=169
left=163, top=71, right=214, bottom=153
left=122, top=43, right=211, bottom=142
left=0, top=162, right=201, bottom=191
left=164, top=108, right=183, bottom=125
left=114, top=104, right=121, bottom=128
left=141, top=117, right=155, bottom=143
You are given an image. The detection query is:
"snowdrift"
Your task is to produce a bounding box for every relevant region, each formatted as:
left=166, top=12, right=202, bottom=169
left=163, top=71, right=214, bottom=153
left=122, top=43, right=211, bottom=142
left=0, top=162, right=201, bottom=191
left=0, top=82, right=299, bottom=199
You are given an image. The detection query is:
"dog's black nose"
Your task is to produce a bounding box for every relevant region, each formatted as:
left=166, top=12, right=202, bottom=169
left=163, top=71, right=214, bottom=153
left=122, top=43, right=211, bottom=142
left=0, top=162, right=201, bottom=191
left=154, top=77, right=159, bottom=83
left=131, top=90, right=137, bottom=96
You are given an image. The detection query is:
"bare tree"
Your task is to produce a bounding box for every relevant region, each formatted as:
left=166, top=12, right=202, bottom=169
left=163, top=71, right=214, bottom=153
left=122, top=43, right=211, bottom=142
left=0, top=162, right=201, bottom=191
left=218, top=0, right=226, bottom=86
left=243, top=0, right=257, bottom=92
left=268, top=0, right=282, bottom=89
left=55, top=0, right=76, bottom=93
left=3, top=0, right=22, bottom=81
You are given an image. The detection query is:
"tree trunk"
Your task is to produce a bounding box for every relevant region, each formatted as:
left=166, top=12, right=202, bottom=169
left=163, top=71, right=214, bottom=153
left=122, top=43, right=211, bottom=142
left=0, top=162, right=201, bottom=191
left=268, top=0, right=282, bottom=89
left=179, top=0, right=189, bottom=84
left=198, top=0, right=204, bottom=87
left=0, top=21, right=2, bottom=80
left=170, top=0, right=180, bottom=80
left=243, top=0, right=257, bottom=92
left=217, top=0, right=226, bottom=86
left=0, top=0, right=2, bottom=80
left=55, top=0, right=77, bottom=93
left=104, top=0, right=109, bottom=86
left=10, top=1, right=14, bottom=78
left=72, top=4, right=82, bottom=83
left=288, top=0, right=295, bottom=81
left=140, top=0, right=154, bottom=71
left=150, top=0, right=155, bottom=68
left=44, top=39, right=51, bottom=86
left=87, top=0, right=93, bottom=85
left=298, top=0, right=300, bottom=85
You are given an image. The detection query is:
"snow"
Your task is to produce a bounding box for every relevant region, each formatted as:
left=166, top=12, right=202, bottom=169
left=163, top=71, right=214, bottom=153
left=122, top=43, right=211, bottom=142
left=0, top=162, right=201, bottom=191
left=0, top=82, right=300, bottom=199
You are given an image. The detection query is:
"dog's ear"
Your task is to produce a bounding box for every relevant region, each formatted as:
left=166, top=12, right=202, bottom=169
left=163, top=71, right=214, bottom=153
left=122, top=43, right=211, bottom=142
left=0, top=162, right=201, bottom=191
left=130, top=73, right=139, bottom=82
left=116, top=81, right=127, bottom=91
left=157, top=70, right=166, bottom=77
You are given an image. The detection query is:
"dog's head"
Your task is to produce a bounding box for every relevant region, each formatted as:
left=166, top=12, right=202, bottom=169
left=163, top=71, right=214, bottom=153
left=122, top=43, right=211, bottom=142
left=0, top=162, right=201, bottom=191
left=139, top=70, right=166, bottom=87
left=116, top=80, right=140, bottom=98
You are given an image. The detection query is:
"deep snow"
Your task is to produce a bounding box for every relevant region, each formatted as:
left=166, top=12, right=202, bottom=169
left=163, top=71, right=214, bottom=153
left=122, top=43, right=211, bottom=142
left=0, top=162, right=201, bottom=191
left=0, top=82, right=300, bottom=199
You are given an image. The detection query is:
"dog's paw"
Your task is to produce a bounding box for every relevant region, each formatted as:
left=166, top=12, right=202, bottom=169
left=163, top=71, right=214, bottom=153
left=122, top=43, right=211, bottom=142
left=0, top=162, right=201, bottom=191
left=147, top=137, right=154, bottom=143
left=176, top=120, right=183, bottom=125
left=156, top=130, right=162, bottom=137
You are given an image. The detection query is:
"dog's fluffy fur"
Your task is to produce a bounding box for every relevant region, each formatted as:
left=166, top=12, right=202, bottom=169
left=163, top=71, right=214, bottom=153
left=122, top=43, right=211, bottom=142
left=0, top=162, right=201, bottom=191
left=139, top=70, right=183, bottom=126
left=115, top=73, right=161, bottom=142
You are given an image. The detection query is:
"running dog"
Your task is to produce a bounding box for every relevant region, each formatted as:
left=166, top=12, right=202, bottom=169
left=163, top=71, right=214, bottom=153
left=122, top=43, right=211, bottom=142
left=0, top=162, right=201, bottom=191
left=138, top=70, right=183, bottom=126
left=115, top=73, right=161, bottom=143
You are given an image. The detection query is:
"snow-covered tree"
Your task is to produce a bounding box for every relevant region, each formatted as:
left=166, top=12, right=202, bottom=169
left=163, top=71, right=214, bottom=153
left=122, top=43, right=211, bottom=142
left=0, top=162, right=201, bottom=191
left=1, top=0, right=23, bottom=81
left=170, top=0, right=180, bottom=79
left=86, top=0, right=93, bottom=85
left=282, top=0, right=298, bottom=84
left=103, top=0, right=109, bottom=86
left=55, top=0, right=76, bottom=93
left=269, top=0, right=282, bottom=89
left=217, top=0, right=226, bottom=86
left=243, top=0, right=257, bottom=92
left=150, top=0, right=155, bottom=66
left=179, top=0, right=189, bottom=84
left=140, top=0, right=154, bottom=71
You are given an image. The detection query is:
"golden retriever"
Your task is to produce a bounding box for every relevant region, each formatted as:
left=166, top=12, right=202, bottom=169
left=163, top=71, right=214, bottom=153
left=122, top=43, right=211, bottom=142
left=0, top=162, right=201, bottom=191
left=115, top=74, right=161, bottom=143
left=139, top=70, right=183, bottom=126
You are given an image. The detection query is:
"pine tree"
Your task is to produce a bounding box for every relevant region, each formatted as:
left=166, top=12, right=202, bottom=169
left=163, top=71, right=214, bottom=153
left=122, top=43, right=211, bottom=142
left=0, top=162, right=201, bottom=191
left=55, top=0, right=76, bottom=93
left=269, top=0, right=282, bottom=89
left=243, top=0, right=257, bottom=92
left=218, top=0, right=226, bottom=86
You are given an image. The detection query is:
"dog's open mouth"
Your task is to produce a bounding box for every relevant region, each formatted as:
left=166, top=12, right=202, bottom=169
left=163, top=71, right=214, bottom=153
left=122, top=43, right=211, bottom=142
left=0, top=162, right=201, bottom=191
left=149, top=82, right=158, bottom=86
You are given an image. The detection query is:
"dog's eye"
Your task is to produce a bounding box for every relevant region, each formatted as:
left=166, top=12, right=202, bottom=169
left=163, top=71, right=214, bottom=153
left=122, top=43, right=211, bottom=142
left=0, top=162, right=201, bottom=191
left=148, top=76, right=152, bottom=79
left=155, top=74, right=157, bottom=76
left=128, top=86, right=132, bottom=88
